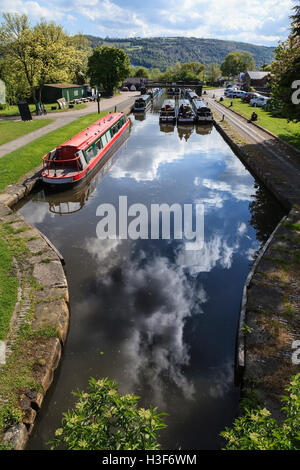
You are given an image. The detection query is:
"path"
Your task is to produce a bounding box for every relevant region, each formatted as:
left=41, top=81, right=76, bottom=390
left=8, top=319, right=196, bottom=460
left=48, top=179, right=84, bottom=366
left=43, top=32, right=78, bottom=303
left=0, top=92, right=139, bottom=159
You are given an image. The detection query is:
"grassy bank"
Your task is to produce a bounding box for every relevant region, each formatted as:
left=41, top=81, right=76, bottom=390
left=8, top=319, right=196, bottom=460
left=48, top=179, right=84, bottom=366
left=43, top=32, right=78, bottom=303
left=0, top=225, right=19, bottom=341
left=222, top=99, right=300, bottom=151
left=0, top=120, right=54, bottom=146
left=0, top=102, right=86, bottom=117
left=0, top=112, right=110, bottom=192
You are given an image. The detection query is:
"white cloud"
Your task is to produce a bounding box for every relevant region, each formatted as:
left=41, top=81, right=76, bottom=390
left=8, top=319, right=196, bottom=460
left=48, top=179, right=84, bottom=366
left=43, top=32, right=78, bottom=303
left=0, top=0, right=293, bottom=45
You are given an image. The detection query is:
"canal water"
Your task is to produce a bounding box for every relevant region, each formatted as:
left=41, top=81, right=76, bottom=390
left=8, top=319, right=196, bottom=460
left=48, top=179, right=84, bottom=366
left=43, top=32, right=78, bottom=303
left=18, top=106, right=284, bottom=450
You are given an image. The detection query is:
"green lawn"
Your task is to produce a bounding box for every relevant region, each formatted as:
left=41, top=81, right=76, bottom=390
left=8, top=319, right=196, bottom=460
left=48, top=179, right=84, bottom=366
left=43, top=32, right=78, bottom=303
left=0, top=226, right=19, bottom=341
left=0, top=111, right=111, bottom=192
left=0, top=120, right=54, bottom=146
left=0, top=102, right=87, bottom=117
left=222, top=99, right=300, bottom=151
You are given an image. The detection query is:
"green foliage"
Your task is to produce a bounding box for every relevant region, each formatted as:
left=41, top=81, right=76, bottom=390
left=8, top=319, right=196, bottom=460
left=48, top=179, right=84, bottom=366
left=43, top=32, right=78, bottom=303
left=50, top=377, right=167, bottom=450
left=0, top=13, right=91, bottom=105
left=88, top=46, right=131, bottom=96
left=85, top=36, right=274, bottom=71
left=0, top=405, right=23, bottom=429
left=220, top=51, right=255, bottom=76
left=134, top=66, right=149, bottom=78
left=221, top=374, right=300, bottom=450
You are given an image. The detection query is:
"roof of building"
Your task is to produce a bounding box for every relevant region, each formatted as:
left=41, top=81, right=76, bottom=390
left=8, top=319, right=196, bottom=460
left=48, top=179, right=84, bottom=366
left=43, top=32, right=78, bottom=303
left=44, top=83, right=88, bottom=89
left=59, top=113, right=124, bottom=150
left=245, top=71, right=270, bottom=80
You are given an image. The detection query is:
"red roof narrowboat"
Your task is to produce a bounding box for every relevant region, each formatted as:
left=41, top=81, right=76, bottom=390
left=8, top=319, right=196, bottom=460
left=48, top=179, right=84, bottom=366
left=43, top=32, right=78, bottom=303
left=42, top=112, right=130, bottom=186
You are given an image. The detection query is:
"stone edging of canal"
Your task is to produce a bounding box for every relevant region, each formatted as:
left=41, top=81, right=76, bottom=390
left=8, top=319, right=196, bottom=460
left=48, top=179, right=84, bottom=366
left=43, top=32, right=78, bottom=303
left=0, top=104, right=135, bottom=450
left=0, top=171, right=69, bottom=450
left=214, top=113, right=300, bottom=419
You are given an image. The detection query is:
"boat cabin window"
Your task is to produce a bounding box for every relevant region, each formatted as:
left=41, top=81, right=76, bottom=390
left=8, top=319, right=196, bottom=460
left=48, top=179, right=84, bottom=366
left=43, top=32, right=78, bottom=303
left=105, top=131, right=112, bottom=142
left=95, top=139, right=102, bottom=151
left=85, top=147, right=94, bottom=163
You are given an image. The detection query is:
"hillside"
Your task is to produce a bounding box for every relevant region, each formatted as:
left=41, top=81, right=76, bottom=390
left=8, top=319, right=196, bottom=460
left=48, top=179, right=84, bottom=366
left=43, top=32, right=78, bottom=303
left=85, top=36, right=275, bottom=70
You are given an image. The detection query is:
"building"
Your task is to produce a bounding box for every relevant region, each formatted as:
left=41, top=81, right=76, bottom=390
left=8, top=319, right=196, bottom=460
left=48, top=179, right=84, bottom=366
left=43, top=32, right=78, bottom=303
left=122, top=77, right=149, bottom=89
left=243, top=71, right=271, bottom=93
left=41, top=84, right=88, bottom=103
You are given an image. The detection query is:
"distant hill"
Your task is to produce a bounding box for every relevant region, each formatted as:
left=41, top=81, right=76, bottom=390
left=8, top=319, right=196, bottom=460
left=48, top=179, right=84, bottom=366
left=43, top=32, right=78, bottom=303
left=85, top=36, right=275, bottom=71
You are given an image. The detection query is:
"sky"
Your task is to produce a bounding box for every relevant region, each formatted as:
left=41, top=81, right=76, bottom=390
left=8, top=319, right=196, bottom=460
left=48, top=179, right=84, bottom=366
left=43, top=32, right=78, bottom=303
left=0, top=0, right=296, bottom=46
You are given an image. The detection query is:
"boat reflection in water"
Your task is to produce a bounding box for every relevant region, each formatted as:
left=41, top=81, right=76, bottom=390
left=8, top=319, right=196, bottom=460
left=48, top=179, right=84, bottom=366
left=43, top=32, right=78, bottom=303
left=133, top=112, right=146, bottom=121
left=195, top=123, right=214, bottom=135
left=177, top=124, right=194, bottom=141
left=34, top=128, right=130, bottom=215
left=159, top=122, right=176, bottom=134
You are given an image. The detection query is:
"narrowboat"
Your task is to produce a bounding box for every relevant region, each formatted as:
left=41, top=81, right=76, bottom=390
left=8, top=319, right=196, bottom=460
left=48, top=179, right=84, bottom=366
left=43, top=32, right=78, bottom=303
left=150, top=87, right=162, bottom=100
left=187, top=90, right=198, bottom=102
left=133, top=94, right=152, bottom=112
left=159, top=99, right=176, bottom=123
left=177, top=99, right=195, bottom=124
left=167, top=87, right=175, bottom=96
left=191, top=99, right=213, bottom=123
left=174, top=87, right=181, bottom=96
left=42, top=112, right=129, bottom=187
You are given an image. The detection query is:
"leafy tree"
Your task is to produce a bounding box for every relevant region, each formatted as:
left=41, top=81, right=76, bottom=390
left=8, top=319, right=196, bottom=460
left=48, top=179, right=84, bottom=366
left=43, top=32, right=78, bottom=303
left=88, top=46, right=130, bottom=96
left=67, top=33, right=92, bottom=84
left=221, top=374, right=300, bottom=450
left=50, top=377, right=167, bottom=450
left=271, top=2, right=300, bottom=122
left=291, top=1, right=300, bottom=38
left=221, top=51, right=255, bottom=76
left=0, top=13, right=89, bottom=104
left=205, top=62, right=221, bottom=82
left=134, top=66, right=149, bottom=78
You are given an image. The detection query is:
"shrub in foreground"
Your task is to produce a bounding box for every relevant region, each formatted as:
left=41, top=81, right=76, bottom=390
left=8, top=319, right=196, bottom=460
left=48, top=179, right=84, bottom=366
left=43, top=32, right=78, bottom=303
left=50, top=377, right=167, bottom=450
left=221, top=373, right=300, bottom=450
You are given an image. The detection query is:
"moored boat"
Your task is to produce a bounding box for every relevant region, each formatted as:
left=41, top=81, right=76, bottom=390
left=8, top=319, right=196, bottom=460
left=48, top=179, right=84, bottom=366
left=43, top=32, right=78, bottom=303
left=42, top=112, right=129, bottom=187
left=191, top=99, right=213, bottom=123
left=159, top=99, right=176, bottom=123
left=177, top=99, right=195, bottom=123
left=133, top=94, right=152, bottom=112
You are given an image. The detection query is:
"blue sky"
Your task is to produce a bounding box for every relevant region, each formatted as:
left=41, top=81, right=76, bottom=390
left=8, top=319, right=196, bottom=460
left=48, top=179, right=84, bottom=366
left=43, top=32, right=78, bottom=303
left=0, top=0, right=296, bottom=46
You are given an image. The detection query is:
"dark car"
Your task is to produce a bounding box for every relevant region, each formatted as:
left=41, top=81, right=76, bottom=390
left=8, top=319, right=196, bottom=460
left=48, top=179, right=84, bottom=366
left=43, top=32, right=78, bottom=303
left=242, top=92, right=260, bottom=103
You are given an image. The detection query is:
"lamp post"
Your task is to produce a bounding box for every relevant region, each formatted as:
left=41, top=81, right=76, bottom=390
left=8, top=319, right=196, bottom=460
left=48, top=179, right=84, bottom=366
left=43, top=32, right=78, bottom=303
left=97, top=92, right=101, bottom=114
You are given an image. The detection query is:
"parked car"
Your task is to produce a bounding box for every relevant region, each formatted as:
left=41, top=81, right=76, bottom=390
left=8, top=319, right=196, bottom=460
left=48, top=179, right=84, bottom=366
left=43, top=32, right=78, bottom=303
left=250, top=96, right=270, bottom=107
left=130, top=85, right=136, bottom=91
left=224, top=88, right=238, bottom=97
left=122, top=86, right=129, bottom=92
left=226, top=89, right=244, bottom=98
left=242, top=92, right=261, bottom=103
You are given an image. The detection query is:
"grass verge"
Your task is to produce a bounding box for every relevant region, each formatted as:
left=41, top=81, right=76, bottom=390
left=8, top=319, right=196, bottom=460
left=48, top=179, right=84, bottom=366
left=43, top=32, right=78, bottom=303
left=0, top=120, right=54, bottom=146
left=0, top=111, right=110, bottom=192
left=222, top=98, right=300, bottom=151
left=0, top=102, right=86, bottom=117
left=0, top=226, right=19, bottom=341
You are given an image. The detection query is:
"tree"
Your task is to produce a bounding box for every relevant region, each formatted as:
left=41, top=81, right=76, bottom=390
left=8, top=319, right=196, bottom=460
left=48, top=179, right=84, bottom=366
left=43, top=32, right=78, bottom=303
left=221, top=51, right=255, bottom=76
left=88, top=46, right=130, bottom=96
left=291, top=1, right=300, bottom=38
left=0, top=13, right=89, bottom=105
left=134, top=67, right=149, bottom=78
left=271, top=2, right=300, bottom=121
left=68, top=34, right=92, bottom=84
left=205, top=62, right=221, bottom=82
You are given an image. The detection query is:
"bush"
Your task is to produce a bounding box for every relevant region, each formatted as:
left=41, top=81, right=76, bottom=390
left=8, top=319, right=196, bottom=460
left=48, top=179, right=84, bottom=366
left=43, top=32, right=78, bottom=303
left=221, top=374, right=300, bottom=450
left=50, top=377, right=167, bottom=450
